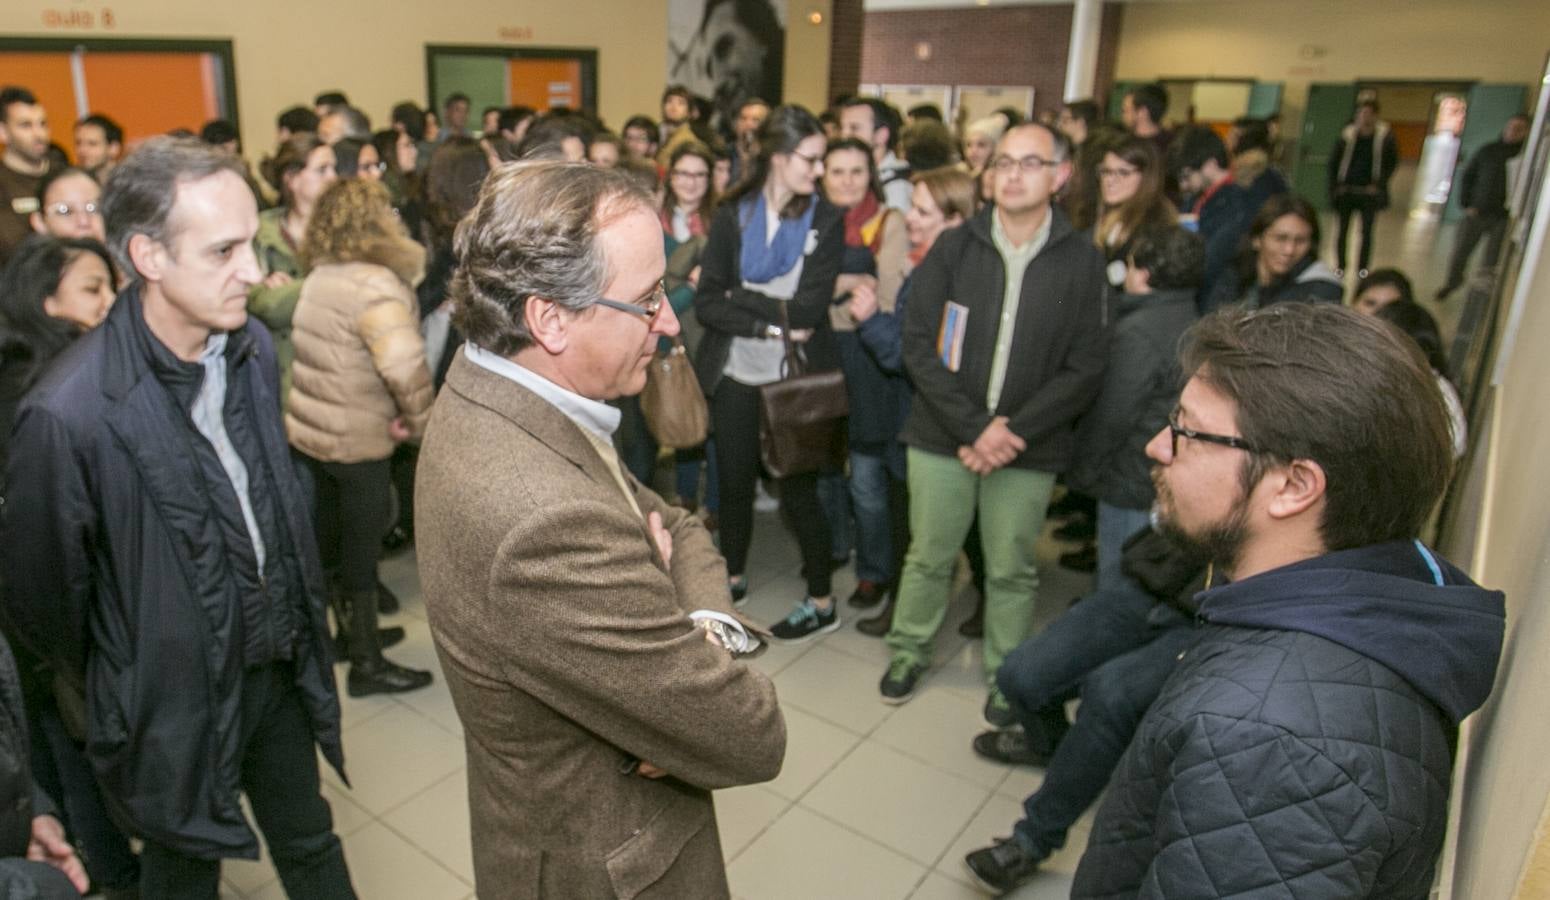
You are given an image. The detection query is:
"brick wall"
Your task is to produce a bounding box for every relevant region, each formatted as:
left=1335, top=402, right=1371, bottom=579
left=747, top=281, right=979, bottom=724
left=859, top=2, right=1124, bottom=117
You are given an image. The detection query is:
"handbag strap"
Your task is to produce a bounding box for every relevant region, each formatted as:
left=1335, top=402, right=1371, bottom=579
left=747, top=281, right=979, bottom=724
left=777, top=300, right=806, bottom=378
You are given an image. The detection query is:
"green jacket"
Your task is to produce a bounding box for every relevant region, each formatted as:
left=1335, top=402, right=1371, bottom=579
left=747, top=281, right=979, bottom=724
left=249, top=207, right=304, bottom=403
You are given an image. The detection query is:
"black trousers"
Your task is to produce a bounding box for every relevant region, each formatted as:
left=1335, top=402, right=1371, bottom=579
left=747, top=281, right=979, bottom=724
left=303, top=455, right=391, bottom=594
left=1444, top=212, right=1509, bottom=292
left=712, top=377, right=832, bottom=597
left=1334, top=191, right=1383, bottom=272
left=139, top=663, right=354, bottom=899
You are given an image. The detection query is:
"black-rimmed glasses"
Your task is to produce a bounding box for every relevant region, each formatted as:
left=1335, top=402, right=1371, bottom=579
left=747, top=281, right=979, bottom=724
left=593, top=280, right=668, bottom=324
left=992, top=154, right=1058, bottom=175
left=1167, top=412, right=1259, bottom=456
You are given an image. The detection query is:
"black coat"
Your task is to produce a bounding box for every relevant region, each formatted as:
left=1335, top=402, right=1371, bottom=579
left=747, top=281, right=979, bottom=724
left=692, top=197, right=845, bottom=396
left=0, top=288, right=344, bottom=860
left=900, top=205, right=1108, bottom=473
left=1068, top=288, right=1196, bottom=510
left=1457, top=139, right=1524, bottom=218
left=0, top=634, right=56, bottom=859
left=1073, top=541, right=1505, bottom=899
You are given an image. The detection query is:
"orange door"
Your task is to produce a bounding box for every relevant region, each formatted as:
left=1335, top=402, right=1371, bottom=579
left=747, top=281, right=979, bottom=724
left=509, top=59, right=582, bottom=112
left=82, top=52, right=221, bottom=148
left=0, top=52, right=78, bottom=145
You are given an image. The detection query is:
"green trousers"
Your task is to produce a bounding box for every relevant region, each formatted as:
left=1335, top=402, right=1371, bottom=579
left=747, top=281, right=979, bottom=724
left=885, top=446, right=1056, bottom=687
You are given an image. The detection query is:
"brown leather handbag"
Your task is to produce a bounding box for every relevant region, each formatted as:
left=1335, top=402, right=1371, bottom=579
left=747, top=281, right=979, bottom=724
left=640, top=337, right=709, bottom=449
left=758, top=303, right=848, bottom=478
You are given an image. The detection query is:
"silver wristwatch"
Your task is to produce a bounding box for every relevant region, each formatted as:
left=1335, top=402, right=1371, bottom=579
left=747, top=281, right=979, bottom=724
left=764, top=323, right=784, bottom=340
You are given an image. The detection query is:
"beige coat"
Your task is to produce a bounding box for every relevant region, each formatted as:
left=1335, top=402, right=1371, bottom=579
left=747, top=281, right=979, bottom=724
left=415, top=352, right=786, bottom=899
left=285, top=243, right=432, bottom=463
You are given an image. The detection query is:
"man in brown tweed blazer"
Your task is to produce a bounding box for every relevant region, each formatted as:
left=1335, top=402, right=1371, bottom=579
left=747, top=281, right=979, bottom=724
left=415, top=160, right=786, bottom=899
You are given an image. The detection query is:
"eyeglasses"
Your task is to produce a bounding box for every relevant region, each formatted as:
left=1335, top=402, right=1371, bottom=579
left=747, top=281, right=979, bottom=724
left=1167, top=412, right=1259, bottom=457
left=789, top=150, right=823, bottom=168
left=46, top=201, right=100, bottom=218
left=1097, top=165, right=1140, bottom=180
left=670, top=169, right=709, bottom=181
left=593, top=280, right=668, bottom=324
left=992, top=154, right=1057, bottom=175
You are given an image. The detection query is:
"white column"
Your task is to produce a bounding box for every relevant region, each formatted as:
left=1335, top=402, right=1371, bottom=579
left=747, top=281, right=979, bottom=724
left=1064, top=0, right=1104, bottom=103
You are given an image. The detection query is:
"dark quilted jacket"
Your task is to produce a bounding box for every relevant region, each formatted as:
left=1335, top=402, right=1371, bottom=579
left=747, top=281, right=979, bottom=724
left=1073, top=540, right=1505, bottom=899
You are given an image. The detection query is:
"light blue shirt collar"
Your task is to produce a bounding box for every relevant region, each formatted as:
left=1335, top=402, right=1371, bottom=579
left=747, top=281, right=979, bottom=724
left=463, top=343, right=621, bottom=442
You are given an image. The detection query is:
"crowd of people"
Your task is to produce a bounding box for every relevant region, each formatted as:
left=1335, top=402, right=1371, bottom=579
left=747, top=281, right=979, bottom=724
left=0, top=71, right=1516, bottom=899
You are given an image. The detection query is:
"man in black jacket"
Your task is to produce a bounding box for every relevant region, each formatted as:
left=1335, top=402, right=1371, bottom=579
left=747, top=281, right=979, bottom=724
left=1437, top=114, right=1531, bottom=300
left=1071, top=303, right=1505, bottom=899
left=880, top=122, right=1107, bottom=721
left=0, top=137, right=354, bottom=898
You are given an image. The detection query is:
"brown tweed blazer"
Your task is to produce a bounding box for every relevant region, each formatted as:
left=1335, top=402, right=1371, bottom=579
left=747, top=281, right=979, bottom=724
left=416, top=350, right=786, bottom=899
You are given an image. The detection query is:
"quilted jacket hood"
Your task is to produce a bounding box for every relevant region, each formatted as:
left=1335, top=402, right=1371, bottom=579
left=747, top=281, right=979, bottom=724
left=1195, top=540, right=1505, bottom=724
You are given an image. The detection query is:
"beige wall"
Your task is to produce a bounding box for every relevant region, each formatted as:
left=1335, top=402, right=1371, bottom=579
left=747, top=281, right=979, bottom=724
left=1441, top=164, right=1550, bottom=898
left=1115, top=0, right=1550, bottom=135
left=0, top=0, right=830, bottom=162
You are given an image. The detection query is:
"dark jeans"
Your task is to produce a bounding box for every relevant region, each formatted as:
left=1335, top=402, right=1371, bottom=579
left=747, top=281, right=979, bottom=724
left=995, top=582, right=1194, bottom=858
left=303, top=455, right=391, bottom=594
left=139, top=663, right=354, bottom=899
left=614, top=394, right=658, bottom=489
left=711, top=377, right=832, bottom=597
left=1444, top=212, right=1509, bottom=292
left=1334, top=191, right=1383, bottom=272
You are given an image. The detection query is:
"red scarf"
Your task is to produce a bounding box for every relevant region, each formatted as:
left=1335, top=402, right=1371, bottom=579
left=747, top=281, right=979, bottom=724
left=660, top=206, right=706, bottom=239
left=843, top=193, right=881, bottom=250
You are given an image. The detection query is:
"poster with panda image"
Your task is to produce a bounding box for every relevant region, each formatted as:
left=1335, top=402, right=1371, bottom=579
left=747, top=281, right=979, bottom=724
left=667, top=0, right=786, bottom=141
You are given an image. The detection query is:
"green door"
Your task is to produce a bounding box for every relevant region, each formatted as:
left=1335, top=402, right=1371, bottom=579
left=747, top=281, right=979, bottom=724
left=1293, top=83, right=1358, bottom=210
left=429, top=54, right=508, bottom=133
left=1444, top=83, right=1530, bottom=221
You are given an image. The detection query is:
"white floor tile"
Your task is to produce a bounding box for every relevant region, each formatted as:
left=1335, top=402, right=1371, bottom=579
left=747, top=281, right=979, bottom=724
left=773, top=644, right=899, bottom=735
left=327, top=704, right=465, bottom=815
left=872, top=688, right=1015, bottom=789
left=763, top=705, right=864, bottom=801
left=715, top=784, right=791, bottom=861
left=728, top=804, right=925, bottom=900
left=382, top=769, right=475, bottom=883
left=802, top=741, right=991, bottom=867
left=338, top=821, right=471, bottom=899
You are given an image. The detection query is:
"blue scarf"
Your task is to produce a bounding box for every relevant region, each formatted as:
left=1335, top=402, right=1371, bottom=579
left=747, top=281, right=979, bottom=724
left=738, top=193, right=817, bottom=284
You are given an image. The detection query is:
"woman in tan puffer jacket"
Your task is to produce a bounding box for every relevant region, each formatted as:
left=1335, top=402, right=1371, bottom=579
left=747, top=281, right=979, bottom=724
left=288, top=178, right=434, bottom=698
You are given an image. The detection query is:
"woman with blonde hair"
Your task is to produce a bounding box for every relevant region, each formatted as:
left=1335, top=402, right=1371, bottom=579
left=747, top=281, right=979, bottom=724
left=288, top=178, right=435, bottom=696
left=1090, top=136, right=1177, bottom=288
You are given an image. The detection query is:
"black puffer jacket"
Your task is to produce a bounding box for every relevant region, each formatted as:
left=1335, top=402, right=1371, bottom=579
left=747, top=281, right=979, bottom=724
left=0, top=287, right=344, bottom=861
left=1068, top=288, right=1196, bottom=510
left=901, top=205, right=1108, bottom=472
left=1073, top=540, right=1505, bottom=899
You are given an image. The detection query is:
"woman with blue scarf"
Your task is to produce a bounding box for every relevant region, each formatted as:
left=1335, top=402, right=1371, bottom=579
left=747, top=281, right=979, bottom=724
left=693, top=106, right=846, bottom=643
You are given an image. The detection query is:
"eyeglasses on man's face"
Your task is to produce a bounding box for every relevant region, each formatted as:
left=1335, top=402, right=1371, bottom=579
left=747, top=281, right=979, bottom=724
left=592, top=280, right=668, bottom=324
left=992, top=154, right=1057, bottom=175
left=1167, top=411, right=1259, bottom=457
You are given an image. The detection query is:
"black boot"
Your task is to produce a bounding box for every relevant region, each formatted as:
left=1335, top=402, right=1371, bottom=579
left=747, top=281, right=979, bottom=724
left=856, top=597, right=894, bottom=637
left=329, top=584, right=404, bottom=660
left=343, top=590, right=432, bottom=697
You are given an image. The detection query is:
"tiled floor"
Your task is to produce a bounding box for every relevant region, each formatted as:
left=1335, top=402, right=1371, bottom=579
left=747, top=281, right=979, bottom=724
left=218, top=166, right=1467, bottom=899
left=216, top=508, right=1093, bottom=900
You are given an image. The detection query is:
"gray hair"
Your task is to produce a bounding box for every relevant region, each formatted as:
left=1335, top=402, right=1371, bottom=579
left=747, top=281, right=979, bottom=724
left=100, top=135, right=246, bottom=279
left=1001, top=121, right=1072, bottom=163
left=450, top=160, right=654, bottom=356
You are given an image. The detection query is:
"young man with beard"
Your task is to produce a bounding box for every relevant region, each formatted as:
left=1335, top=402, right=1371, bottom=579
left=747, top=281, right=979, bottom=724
left=0, top=86, right=52, bottom=263
left=1070, top=303, right=1505, bottom=899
